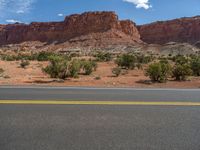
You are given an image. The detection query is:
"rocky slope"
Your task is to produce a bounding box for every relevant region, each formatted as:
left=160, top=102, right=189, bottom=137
left=138, top=16, right=200, bottom=45
left=0, top=11, right=141, bottom=49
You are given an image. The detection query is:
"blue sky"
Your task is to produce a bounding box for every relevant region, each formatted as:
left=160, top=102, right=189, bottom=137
left=0, top=0, right=200, bottom=25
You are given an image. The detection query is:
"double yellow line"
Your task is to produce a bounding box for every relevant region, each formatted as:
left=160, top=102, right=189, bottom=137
left=0, top=100, right=200, bottom=106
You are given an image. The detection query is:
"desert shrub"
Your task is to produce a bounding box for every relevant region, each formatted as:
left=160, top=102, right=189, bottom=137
left=1, top=55, right=16, bottom=61
left=136, top=55, right=154, bottom=64
left=95, top=52, right=112, bottom=62
left=1, top=53, right=38, bottom=61
left=91, top=60, right=98, bottom=71
left=20, top=60, right=30, bottom=68
left=69, top=59, right=81, bottom=78
left=0, top=68, right=4, bottom=77
left=172, top=64, right=193, bottom=81
left=94, top=76, right=101, bottom=80
left=43, top=56, right=69, bottom=79
left=116, top=54, right=136, bottom=70
left=190, top=57, right=200, bottom=76
left=37, top=52, right=56, bottom=61
left=82, top=60, right=96, bottom=75
left=159, top=58, right=169, bottom=64
left=173, top=55, right=189, bottom=65
left=112, top=67, right=122, bottom=77
left=15, top=54, right=38, bottom=61
left=146, top=62, right=172, bottom=83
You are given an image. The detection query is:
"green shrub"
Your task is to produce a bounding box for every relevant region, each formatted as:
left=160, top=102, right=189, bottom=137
left=191, top=57, right=200, bottom=76
left=1, top=55, right=16, bottom=61
left=95, top=52, right=112, bottom=62
left=20, top=60, right=30, bottom=68
left=136, top=55, right=154, bottom=64
left=0, top=68, right=4, bottom=77
left=116, top=54, right=136, bottom=70
left=112, top=67, right=121, bottom=77
left=37, top=52, right=56, bottom=61
left=82, top=60, right=96, bottom=75
left=43, top=57, right=97, bottom=79
left=43, top=56, right=69, bottom=79
left=91, top=61, right=98, bottom=71
left=172, top=64, right=193, bottom=81
left=146, top=62, right=172, bottom=83
left=69, top=59, right=81, bottom=78
left=159, top=58, right=169, bottom=64
left=173, top=55, right=189, bottom=65
left=16, top=54, right=38, bottom=61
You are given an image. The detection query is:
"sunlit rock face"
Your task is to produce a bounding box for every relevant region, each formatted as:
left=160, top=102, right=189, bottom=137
left=0, top=11, right=142, bottom=48
left=138, top=16, right=200, bottom=45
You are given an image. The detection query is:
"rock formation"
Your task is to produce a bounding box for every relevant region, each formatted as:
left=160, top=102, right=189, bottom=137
left=138, top=16, right=200, bottom=45
left=0, top=11, right=141, bottom=48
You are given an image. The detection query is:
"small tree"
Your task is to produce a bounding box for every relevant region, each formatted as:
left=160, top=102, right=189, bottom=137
left=20, top=60, right=30, bottom=68
left=191, top=57, right=200, bottom=76
left=112, top=67, right=121, bottom=77
left=146, top=62, right=172, bottom=83
left=172, top=64, right=193, bottom=81
left=116, top=54, right=136, bottom=70
left=43, top=56, right=68, bottom=79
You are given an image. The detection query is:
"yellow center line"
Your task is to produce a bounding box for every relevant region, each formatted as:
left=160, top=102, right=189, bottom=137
left=0, top=100, right=200, bottom=106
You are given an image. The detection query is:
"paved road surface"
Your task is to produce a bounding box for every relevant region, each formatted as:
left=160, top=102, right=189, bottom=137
left=0, top=86, right=200, bottom=101
left=0, top=86, right=200, bottom=150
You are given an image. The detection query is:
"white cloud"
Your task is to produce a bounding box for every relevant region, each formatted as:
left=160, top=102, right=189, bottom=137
left=6, top=19, right=22, bottom=23
left=17, top=10, right=25, bottom=14
left=123, top=0, right=152, bottom=9
left=0, top=0, right=36, bottom=14
left=58, top=13, right=64, bottom=17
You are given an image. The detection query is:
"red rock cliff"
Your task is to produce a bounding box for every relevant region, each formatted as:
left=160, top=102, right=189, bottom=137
left=0, top=11, right=141, bottom=46
left=138, top=16, right=200, bottom=44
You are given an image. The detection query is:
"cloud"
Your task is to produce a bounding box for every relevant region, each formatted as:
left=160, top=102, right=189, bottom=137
left=0, top=0, right=36, bottom=14
left=6, top=19, right=22, bottom=23
left=58, top=13, right=64, bottom=17
left=17, top=10, right=25, bottom=14
left=123, top=0, right=152, bottom=9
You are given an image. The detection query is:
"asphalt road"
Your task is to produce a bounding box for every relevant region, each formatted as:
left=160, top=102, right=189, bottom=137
left=0, top=86, right=200, bottom=101
left=0, top=86, right=200, bottom=150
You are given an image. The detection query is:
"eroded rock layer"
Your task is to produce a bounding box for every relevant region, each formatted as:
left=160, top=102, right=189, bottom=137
left=0, top=11, right=141, bottom=47
left=138, top=16, right=200, bottom=44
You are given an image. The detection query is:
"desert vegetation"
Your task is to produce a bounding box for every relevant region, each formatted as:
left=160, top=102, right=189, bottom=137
left=0, top=50, right=200, bottom=87
left=145, top=61, right=172, bottom=83
left=43, top=55, right=97, bottom=79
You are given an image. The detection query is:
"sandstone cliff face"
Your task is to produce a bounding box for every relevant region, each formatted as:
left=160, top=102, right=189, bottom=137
left=0, top=11, right=141, bottom=47
left=138, top=16, right=200, bottom=45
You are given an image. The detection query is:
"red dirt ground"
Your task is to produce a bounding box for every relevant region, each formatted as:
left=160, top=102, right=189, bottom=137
left=0, top=61, right=199, bottom=88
